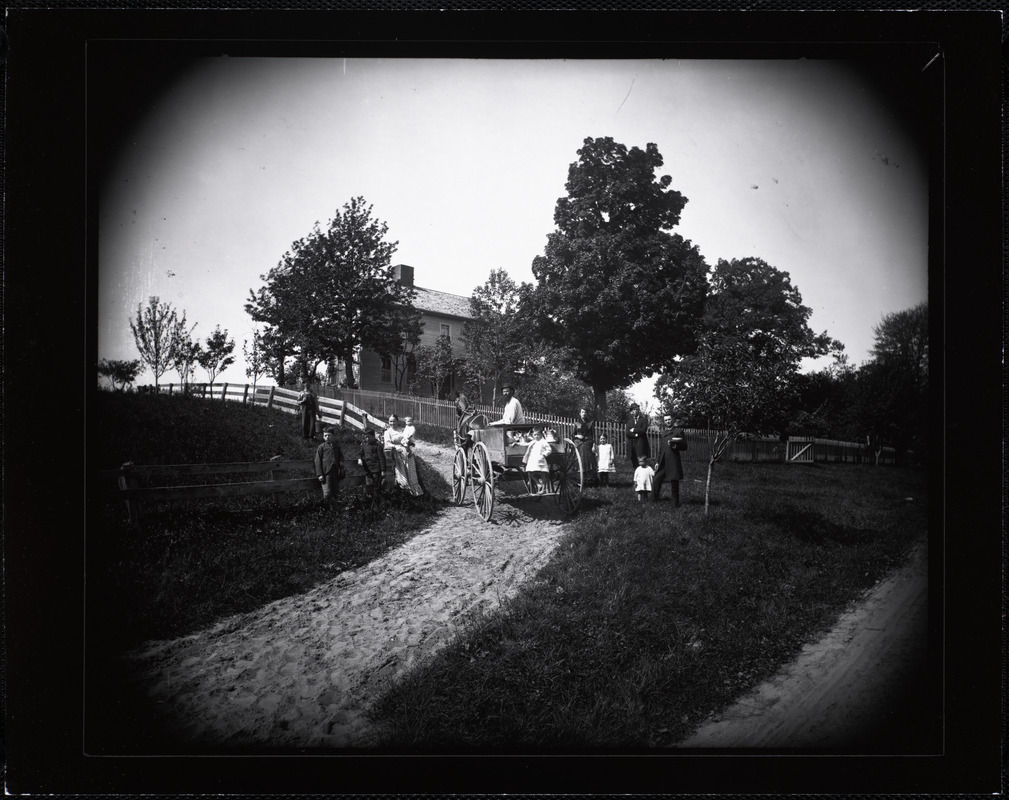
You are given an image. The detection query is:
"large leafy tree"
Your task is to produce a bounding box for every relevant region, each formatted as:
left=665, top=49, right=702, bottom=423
left=853, top=301, right=929, bottom=464
left=462, top=269, right=534, bottom=402
left=530, top=137, right=708, bottom=419
left=657, top=257, right=839, bottom=512
left=199, top=325, right=236, bottom=387
left=245, top=197, right=412, bottom=387
left=130, top=296, right=184, bottom=391
left=369, top=304, right=424, bottom=392
left=414, top=335, right=458, bottom=400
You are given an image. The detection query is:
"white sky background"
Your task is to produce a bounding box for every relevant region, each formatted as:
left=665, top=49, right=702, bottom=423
left=98, top=57, right=928, bottom=409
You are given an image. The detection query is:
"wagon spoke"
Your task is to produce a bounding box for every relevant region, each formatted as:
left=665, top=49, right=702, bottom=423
left=556, top=439, right=584, bottom=515
left=470, top=442, right=495, bottom=522
left=451, top=447, right=468, bottom=505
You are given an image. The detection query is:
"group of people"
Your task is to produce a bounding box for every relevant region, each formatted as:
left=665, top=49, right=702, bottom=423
left=629, top=407, right=687, bottom=507
left=315, top=380, right=686, bottom=510
left=309, top=399, right=425, bottom=510
left=457, top=385, right=687, bottom=505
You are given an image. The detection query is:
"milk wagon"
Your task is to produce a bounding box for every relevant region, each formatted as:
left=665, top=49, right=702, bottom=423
left=451, top=419, right=585, bottom=522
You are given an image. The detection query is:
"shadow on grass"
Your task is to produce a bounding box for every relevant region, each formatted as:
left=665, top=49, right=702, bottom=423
left=758, top=504, right=875, bottom=546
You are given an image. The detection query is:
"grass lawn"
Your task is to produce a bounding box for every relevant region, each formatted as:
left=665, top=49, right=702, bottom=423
left=368, top=459, right=929, bottom=750
left=88, top=391, right=446, bottom=650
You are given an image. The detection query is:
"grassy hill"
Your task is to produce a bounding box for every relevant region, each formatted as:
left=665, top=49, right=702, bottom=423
left=89, top=390, right=443, bottom=649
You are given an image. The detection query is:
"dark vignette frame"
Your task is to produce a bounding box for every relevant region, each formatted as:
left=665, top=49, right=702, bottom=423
left=3, top=6, right=1002, bottom=797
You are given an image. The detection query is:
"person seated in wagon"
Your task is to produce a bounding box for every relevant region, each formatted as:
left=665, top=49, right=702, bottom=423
left=488, top=383, right=525, bottom=427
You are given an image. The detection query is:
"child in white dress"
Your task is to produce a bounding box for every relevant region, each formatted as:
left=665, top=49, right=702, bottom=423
left=523, top=427, right=553, bottom=494
left=633, top=457, right=654, bottom=502
left=595, top=434, right=616, bottom=487
left=402, top=416, right=417, bottom=450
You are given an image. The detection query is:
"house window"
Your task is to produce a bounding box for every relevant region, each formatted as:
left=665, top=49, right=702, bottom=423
left=407, top=353, right=417, bottom=383
left=440, top=323, right=451, bottom=340
left=380, top=355, right=392, bottom=383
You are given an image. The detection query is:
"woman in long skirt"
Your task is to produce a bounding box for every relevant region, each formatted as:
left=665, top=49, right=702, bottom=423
left=384, top=414, right=424, bottom=496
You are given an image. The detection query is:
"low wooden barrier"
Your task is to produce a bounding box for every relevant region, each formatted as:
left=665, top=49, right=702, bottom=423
left=99, top=457, right=368, bottom=522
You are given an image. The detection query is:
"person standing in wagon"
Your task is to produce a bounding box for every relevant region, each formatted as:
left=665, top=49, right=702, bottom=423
left=595, top=433, right=616, bottom=486
left=522, top=426, right=552, bottom=495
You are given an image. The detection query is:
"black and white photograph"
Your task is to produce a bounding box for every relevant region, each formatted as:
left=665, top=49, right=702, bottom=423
left=4, top=8, right=1002, bottom=797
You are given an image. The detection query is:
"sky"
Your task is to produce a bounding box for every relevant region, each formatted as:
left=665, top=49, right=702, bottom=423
left=97, top=56, right=929, bottom=409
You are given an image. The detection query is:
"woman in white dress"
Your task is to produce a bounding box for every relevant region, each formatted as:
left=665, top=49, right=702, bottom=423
left=384, top=414, right=424, bottom=496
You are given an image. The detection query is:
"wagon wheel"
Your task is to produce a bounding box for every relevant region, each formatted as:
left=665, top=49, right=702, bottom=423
left=451, top=447, right=468, bottom=505
left=553, top=438, right=584, bottom=515
left=469, top=441, right=495, bottom=522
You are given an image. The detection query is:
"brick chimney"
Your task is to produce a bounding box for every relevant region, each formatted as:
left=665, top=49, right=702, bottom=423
left=392, top=264, right=414, bottom=288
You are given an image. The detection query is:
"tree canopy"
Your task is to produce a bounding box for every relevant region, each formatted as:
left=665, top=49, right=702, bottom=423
left=462, top=269, right=534, bottom=401
left=530, top=137, right=708, bottom=418
left=656, top=258, right=839, bottom=511
left=97, top=358, right=143, bottom=391
left=658, top=258, right=838, bottom=431
left=245, top=197, right=413, bottom=387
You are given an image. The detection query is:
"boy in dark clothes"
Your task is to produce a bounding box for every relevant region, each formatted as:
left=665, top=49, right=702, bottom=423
left=315, top=427, right=344, bottom=510
left=357, top=428, right=386, bottom=498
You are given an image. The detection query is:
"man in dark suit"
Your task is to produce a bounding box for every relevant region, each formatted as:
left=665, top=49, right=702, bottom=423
left=626, top=404, right=651, bottom=469
left=651, top=413, right=687, bottom=507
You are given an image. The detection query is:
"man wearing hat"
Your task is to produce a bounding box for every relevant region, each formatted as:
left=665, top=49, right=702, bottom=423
left=489, top=383, right=525, bottom=426
left=651, top=413, right=687, bottom=507
left=626, top=403, right=651, bottom=469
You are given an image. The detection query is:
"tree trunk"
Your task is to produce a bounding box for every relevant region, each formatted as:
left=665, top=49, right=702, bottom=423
left=593, top=385, right=608, bottom=423
left=344, top=349, right=358, bottom=389
left=704, top=457, right=714, bottom=515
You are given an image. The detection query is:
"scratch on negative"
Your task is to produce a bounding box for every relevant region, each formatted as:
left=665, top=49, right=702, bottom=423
left=615, top=77, right=636, bottom=116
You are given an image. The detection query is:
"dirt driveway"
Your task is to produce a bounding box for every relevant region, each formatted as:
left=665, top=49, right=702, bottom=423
left=123, top=440, right=933, bottom=752
left=124, top=441, right=572, bottom=748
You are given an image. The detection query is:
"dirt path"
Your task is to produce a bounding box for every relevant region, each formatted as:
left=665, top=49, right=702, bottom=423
left=125, top=441, right=931, bottom=751
left=125, top=441, right=571, bottom=748
left=678, top=538, right=931, bottom=749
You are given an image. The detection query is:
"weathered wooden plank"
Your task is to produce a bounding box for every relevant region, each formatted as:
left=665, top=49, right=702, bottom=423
left=97, top=460, right=317, bottom=479
left=105, top=474, right=368, bottom=503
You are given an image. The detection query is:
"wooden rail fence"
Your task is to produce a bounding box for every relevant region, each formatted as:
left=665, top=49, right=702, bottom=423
left=99, top=457, right=380, bottom=522
left=158, top=382, right=893, bottom=465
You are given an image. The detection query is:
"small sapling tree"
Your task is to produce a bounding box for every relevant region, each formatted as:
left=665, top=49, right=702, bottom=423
left=199, top=325, right=237, bottom=389
left=130, top=296, right=184, bottom=392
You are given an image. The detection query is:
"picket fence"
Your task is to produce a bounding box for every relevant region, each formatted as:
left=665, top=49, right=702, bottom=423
left=161, top=383, right=890, bottom=466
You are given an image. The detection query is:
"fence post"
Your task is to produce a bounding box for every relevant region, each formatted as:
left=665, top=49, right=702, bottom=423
left=267, top=385, right=276, bottom=409
left=221, top=382, right=228, bottom=402
left=118, top=462, right=142, bottom=523
left=243, top=384, right=249, bottom=404
left=338, top=400, right=346, bottom=428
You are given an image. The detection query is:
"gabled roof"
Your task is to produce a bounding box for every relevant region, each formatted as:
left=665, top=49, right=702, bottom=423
left=413, top=285, right=473, bottom=320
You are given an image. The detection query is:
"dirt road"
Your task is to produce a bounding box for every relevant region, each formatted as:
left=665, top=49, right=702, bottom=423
left=123, top=440, right=934, bottom=752
left=678, top=538, right=934, bottom=751
left=124, top=441, right=572, bottom=748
